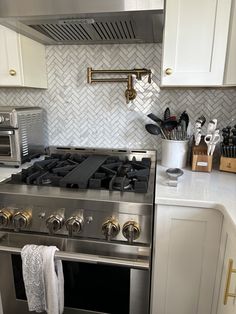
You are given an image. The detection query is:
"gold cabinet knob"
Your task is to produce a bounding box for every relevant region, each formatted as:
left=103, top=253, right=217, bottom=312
left=165, top=68, right=173, bottom=75
left=9, top=69, right=17, bottom=76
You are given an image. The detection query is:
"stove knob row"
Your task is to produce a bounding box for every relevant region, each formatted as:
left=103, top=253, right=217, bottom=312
left=45, top=214, right=84, bottom=236
left=0, top=209, right=32, bottom=231
left=13, top=211, right=32, bottom=232
left=102, top=219, right=120, bottom=241
left=101, top=219, right=141, bottom=243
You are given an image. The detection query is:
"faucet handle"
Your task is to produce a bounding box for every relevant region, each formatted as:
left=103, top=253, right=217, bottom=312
left=125, top=88, right=137, bottom=104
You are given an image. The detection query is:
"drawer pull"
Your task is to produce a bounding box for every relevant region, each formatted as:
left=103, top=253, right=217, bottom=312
left=165, top=68, right=173, bottom=75
left=224, top=259, right=236, bottom=305
left=9, top=69, right=17, bottom=76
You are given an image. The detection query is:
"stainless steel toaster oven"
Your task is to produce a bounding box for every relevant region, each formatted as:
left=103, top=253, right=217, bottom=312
left=0, top=107, right=45, bottom=166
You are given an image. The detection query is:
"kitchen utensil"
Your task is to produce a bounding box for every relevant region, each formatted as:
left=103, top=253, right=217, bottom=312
left=194, top=115, right=206, bottom=146
left=147, top=113, right=167, bottom=138
left=196, top=115, right=206, bottom=127
left=206, top=119, right=217, bottom=134
left=232, top=128, right=236, bottom=145
left=195, top=128, right=202, bottom=146
left=178, top=111, right=189, bottom=129
left=204, top=129, right=220, bottom=155
left=222, top=128, right=230, bottom=145
left=164, top=107, right=171, bottom=121
left=221, top=144, right=236, bottom=158
left=167, top=116, right=177, bottom=121
left=145, top=124, right=161, bottom=136
left=157, top=122, right=168, bottom=139
left=147, top=113, right=163, bottom=124
left=162, top=119, right=178, bottom=131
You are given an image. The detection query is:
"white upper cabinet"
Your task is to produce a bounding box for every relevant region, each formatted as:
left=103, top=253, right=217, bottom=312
left=224, top=0, right=236, bottom=85
left=162, top=0, right=232, bottom=86
left=0, top=25, right=47, bottom=88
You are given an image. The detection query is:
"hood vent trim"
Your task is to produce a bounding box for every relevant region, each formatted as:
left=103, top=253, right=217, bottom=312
left=30, top=18, right=136, bottom=43
left=0, top=0, right=164, bottom=45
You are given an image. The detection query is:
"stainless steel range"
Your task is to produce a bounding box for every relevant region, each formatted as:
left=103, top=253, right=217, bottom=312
left=0, top=146, right=156, bottom=314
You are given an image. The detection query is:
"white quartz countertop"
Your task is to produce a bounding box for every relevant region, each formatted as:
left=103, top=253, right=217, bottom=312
left=155, top=164, right=236, bottom=228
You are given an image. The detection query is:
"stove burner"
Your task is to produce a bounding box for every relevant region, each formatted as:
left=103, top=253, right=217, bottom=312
left=112, top=177, right=132, bottom=191
left=9, top=153, right=151, bottom=193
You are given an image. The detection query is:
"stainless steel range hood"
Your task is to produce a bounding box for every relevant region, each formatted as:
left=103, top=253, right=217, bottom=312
left=0, top=0, right=164, bottom=45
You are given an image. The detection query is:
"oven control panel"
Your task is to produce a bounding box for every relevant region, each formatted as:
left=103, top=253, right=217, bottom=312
left=0, top=205, right=151, bottom=245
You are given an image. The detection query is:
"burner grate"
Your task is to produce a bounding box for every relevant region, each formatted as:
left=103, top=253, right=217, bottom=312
left=9, top=153, right=151, bottom=193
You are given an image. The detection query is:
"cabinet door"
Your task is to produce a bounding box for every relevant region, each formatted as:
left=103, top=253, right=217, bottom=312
left=162, top=0, right=232, bottom=86
left=224, top=0, right=236, bottom=85
left=0, top=25, right=23, bottom=86
left=151, top=205, right=223, bottom=314
left=217, top=228, right=236, bottom=314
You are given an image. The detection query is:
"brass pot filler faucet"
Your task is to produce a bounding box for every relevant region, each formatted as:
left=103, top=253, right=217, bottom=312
left=87, top=67, right=152, bottom=104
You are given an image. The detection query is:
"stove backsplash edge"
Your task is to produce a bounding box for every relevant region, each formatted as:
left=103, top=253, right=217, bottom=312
left=0, top=43, right=235, bottom=159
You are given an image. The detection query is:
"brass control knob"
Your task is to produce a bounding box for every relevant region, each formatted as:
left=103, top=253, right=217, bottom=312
left=102, top=219, right=120, bottom=241
left=165, top=68, right=173, bottom=75
left=13, top=211, right=32, bottom=232
left=46, top=214, right=64, bottom=235
left=65, top=216, right=84, bottom=237
left=9, top=69, right=17, bottom=76
left=122, top=221, right=141, bottom=244
left=0, top=209, right=12, bottom=228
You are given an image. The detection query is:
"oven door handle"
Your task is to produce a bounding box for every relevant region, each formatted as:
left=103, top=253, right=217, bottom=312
left=0, top=245, right=149, bottom=270
left=0, top=130, right=14, bottom=135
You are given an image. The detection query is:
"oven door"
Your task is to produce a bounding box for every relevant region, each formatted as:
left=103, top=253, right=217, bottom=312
left=0, top=234, right=150, bottom=314
left=0, top=130, right=17, bottom=162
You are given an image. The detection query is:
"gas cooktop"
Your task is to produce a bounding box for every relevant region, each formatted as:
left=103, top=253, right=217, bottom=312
left=9, top=148, right=153, bottom=193
left=0, top=147, right=156, bottom=206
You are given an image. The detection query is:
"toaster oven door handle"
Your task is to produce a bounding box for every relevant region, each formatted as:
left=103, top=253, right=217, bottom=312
left=0, top=244, right=149, bottom=270
left=0, top=130, right=14, bottom=135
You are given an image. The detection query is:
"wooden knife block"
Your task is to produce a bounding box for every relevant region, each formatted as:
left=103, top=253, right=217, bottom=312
left=219, top=157, right=236, bottom=173
left=191, top=138, right=213, bottom=172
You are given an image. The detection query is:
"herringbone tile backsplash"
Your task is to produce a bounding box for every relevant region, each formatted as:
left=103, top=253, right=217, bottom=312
left=0, top=44, right=235, bottom=157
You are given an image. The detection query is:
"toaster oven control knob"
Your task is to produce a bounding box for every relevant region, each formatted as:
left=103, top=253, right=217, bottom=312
left=0, top=209, right=12, bottom=227
left=46, top=215, right=64, bottom=235
left=65, top=216, right=84, bottom=237
left=13, top=211, right=32, bottom=232
left=102, top=219, right=120, bottom=241
left=122, top=221, right=141, bottom=244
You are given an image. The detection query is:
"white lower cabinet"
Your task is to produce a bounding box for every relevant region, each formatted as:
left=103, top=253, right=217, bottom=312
left=216, top=221, right=236, bottom=314
left=151, top=204, right=223, bottom=314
